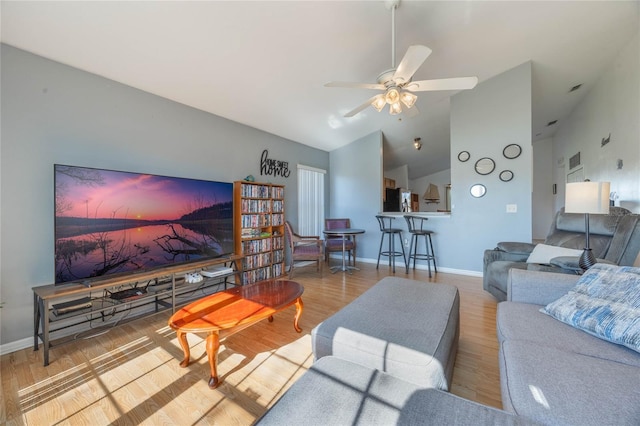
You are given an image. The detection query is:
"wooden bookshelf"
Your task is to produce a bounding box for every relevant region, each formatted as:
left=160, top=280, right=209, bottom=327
left=234, top=181, right=285, bottom=284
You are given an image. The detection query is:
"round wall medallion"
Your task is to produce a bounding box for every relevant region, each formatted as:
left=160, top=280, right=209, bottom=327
left=499, top=170, right=514, bottom=182
left=458, top=151, right=470, bottom=162
left=474, top=157, right=495, bottom=175
left=470, top=184, right=487, bottom=198
left=503, top=144, right=522, bottom=159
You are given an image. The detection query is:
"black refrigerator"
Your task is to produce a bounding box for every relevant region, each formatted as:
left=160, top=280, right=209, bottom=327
left=384, top=188, right=401, bottom=212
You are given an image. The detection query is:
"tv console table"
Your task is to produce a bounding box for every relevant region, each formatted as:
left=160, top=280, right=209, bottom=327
left=32, top=254, right=243, bottom=366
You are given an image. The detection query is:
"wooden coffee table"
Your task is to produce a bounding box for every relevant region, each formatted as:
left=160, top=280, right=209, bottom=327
left=168, top=279, right=304, bottom=388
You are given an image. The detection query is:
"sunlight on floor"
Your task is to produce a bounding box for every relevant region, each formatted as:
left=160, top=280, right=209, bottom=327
left=17, top=325, right=316, bottom=423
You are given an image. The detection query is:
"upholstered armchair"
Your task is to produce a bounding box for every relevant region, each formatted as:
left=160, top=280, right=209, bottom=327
left=324, top=218, right=357, bottom=267
left=483, top=207, right=640, bottom=301
left=284, top=221, right=323, bottom=278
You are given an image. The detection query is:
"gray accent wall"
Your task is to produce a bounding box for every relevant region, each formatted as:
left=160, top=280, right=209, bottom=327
left=449, top=62, right=533, bottom=271
left=0, top=44, right=329, bottom=345
left=329, top=131, right=383, bottom=262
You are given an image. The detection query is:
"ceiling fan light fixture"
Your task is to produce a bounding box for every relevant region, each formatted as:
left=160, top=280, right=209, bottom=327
left=385, top=88, right=400, bottom=105
left=326, top=0, right=477, bottom=118
left=400, top=91, right=417, bottom=108
left=389, top=102, right=403, bottom=115
left=372, top=95, right=386, bottom=112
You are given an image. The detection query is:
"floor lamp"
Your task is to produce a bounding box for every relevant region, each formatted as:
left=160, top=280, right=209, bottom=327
left=565, top=181, right=610, bottom=270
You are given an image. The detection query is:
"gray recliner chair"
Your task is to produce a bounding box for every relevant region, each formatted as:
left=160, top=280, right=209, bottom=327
left=483, top=207, right=640, bottom=301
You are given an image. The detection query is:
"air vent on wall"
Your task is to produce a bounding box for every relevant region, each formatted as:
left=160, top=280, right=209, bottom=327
left=569, top=152, right=581, bottom=169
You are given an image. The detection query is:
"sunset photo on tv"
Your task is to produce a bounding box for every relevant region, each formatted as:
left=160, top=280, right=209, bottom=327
left=54, top=164, right=234, bottom=284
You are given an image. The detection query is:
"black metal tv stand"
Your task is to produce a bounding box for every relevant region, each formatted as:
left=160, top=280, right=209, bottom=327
left=32, top=255, right=243, bottom=366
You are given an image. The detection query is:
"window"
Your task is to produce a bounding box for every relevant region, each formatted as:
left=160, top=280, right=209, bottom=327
left=297, top=165, right=325, bottom=236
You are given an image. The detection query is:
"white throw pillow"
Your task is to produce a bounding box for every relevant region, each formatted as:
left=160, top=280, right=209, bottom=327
left=526, top=243, right=582, bottom=264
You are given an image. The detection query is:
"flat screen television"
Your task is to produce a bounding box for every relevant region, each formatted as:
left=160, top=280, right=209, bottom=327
left=54, top=164, right=234, bottom=284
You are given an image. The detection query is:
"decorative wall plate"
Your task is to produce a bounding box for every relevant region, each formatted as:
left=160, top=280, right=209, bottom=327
left=499, top=170, right=514, bottom=182
left=475, top=157, right=495, bottom=175
left=503, top=144, right=522, bottom=159
left=458, top=151, right=470, bottom=162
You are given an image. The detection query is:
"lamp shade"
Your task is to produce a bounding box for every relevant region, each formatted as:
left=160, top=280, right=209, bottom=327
left=565, top=181, right=610, bottom=214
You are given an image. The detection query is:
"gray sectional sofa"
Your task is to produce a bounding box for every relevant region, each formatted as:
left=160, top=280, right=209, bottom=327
left=257, top=269, right=640, bottom=425
left=256, top=356, right=532, bottom=425
left=498, top=268, right=640, bottom=425
left=257, top=276, right=534, bottom=425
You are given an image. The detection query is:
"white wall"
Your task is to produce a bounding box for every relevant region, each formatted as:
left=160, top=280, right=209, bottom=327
left=553, top=31, right=640, bottom=213
left=410, top=169, right=451, bottom=212
left=383, top=164, right=409, bottom=190
left=533, top=137, right=555, bottom=239
left=0, top=45, right=330, bottom=347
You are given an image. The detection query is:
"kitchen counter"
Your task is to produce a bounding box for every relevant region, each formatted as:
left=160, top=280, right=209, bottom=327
left=379, top=212, right=451, bottom=219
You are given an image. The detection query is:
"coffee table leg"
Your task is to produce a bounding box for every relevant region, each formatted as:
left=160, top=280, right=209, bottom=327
left=206, top=331, right=220, bottom=388
left=176, top=330, right=191, bottom=368
left=293, top=297, right=303, bottom=333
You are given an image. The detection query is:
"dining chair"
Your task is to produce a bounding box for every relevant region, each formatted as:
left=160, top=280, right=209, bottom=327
left=284, top=221, right=323, bottom=278
left=324, top=218, right=357, bottom=267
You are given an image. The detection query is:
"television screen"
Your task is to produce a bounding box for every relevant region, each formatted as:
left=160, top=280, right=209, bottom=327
left=54, top=164, right=234, bottom=284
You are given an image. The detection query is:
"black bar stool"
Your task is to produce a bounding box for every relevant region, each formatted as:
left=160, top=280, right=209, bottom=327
left=375, top=215, right=407, bottom=273
left=404, top=215, right=437, bottom=277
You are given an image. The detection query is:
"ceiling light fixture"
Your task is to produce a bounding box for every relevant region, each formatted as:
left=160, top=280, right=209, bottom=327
left=372, top=95, right=386, bottom=112
left=414, top=137, right=422, bottom=150
left=325, top=0, right=478, bottom=118
left=389, top=101, right=403, bottom=115
left=373, top=85, right=417, bottom=115
left=400, top=91, right=417, bottom=108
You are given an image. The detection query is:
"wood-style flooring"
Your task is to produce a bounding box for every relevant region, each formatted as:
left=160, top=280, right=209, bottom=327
left=1, top=263, right=501, bottom=425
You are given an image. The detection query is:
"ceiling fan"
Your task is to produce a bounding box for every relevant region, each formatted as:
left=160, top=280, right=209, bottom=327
left=325, top=0, right=478, bottom=118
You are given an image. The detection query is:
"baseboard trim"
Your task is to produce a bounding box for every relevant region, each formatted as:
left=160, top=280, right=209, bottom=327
left=1, top=336, right=34, bottom=356
left=329, top=255, right=483, bottom=278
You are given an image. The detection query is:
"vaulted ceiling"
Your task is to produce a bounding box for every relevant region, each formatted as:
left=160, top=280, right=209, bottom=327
left=2, top=1, right=638, bottom=179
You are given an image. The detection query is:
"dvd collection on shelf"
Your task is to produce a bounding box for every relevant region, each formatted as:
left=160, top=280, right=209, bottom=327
left=241, top=214, right=271, bottom=228
left=243, top=252, right=272, bottom=269
left=241, top=199, right=271, bottom=213
left=234, top=181, right=286, bottom=284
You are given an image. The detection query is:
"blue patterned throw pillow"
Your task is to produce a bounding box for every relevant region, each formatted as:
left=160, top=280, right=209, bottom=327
left=542, top=264, right=640, bottom=353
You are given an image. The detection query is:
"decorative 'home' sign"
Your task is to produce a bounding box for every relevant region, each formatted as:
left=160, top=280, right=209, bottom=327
left=260, top=149, right=291, bottom=178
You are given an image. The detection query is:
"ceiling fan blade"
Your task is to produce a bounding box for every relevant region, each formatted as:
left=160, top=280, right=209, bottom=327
left=393, top=45, right=432, bottom=84
left=405, top=76, right=479, bottom=92
left=403, top=104, right=420, bottom=119
left=325, top=81, right=386, bottom=90
left=344, top=95, right=380, bottom=118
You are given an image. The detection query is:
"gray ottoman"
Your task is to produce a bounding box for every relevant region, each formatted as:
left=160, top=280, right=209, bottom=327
left=311, top=277, right=460, bottom=390
left=256, top=356, right=533, bottom=425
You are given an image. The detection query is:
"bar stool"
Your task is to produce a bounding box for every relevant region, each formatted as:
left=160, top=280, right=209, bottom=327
left=375, top=215, right=407, bottom=273
left=404, top=215, right=437, bottom=277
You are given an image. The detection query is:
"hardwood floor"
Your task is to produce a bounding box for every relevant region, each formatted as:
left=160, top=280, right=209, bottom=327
left=1, top=264, right=501, bottom=425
